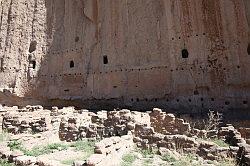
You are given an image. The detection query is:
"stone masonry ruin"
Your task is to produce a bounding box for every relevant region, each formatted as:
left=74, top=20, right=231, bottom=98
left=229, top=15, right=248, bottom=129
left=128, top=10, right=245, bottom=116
left=0, top=0, right=250, bottom=166
left=0, top=106, right=249, bottom=165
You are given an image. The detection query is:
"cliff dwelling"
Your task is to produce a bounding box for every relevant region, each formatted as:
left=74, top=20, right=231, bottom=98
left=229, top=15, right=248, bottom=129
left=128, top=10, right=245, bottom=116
left=0, top=0, right=249, bottom=166
left=0, top=0, right=249, bottom=120
left=0, top=0, right=249, bottom=117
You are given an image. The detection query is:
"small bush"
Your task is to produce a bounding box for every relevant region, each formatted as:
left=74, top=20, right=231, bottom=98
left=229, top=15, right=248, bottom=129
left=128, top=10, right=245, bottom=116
left=198, top=138, right=229, bottom=148
left=161, top=154, right=176, bottom=162
left=7, top=140, right=24, bottom=151
left=186, top=153, right=197, bottom=161
left=143, top=159, right=153, bottom=166
left=205, top=110, right=223, bottom=131
left=46, top=143, right=68, bottom=151
left=70, top=140, right=96, bottom=159
left=61, top=159, right=76, bottom=165
left=0, top=159, right=14, bottom=166
left=122, top=153, right=137, bottom=166
left=141, top=149, right=154, bottom=158
left=8, top=141, right=69, bottom=157
left=70, top=140, right=95, bottom=152
left=136, top=148, right=155, bottom=158
left=217, top=158, right=236, bottom=166
left=189, top=110, right=223, bottom=131
left=211, top=138, right=229, bottom=147
left=25, top=143, right=68, bottom=156
left=61, top=140, right=97, bottom=165
left=162, top=154, right=200, bottom=166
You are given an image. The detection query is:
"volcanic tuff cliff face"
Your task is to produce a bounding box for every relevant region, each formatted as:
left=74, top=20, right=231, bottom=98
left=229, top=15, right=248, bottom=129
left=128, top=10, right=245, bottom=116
left=0, top=0, right=250, bottom=115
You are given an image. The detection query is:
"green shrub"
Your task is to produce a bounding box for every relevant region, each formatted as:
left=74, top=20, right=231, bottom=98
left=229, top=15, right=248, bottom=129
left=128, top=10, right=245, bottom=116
left=161, top=154, right=177, bottom=162
left=46, top=143, right=68, bottom=151
left=121, top=153, right=137, bottom=166
left=70, top=140, right=96, bottom=159
left=70, top=140, right=95, bottom=152
left=61, top=159, right=76, bottom=165
left=217, top=158, right=236, bottom=166
left=136, top=148, right=155, bottom=158
left=7, top=140, right=24, bottom=151
left=143, top=159, right=153, bottom=166
left=8, top=141, right=69, bottom=157
left=0, top=159, right=14, bottom=166
left=162, top=153, right=200, bottom=166
left=211, top=138, right=229, bottom=147
left=197, top=138, right=229, bottom=148
left=60, top=140, right=97, bottom=165
left=25, top=143, right=69, bottom=156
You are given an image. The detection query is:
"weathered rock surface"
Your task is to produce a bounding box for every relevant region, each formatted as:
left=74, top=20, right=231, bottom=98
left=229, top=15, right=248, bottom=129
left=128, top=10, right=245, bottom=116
left=0, top=0, right=249, bottom=114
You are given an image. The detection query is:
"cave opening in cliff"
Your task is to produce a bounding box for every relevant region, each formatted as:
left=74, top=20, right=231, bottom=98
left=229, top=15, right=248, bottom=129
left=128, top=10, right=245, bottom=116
left=103, top=55, right=108, bottom=64
left=182, top=49, right=189, bottom=58
left=75, top=36, right=79, bottom=42
left=194, top=90, right=199, bottom=95
left=29, top=41, right=37, bottom=53
left=70, top=61, right=75, bottom=68
left=31, top=61, right=36, bottom=69
left=0, top=58, right=3, bottom=71
left=247, top=43, right=250, bottom=55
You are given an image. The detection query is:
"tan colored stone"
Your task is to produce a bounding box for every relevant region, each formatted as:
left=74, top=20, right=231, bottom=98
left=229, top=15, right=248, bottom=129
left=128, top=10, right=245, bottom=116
left=15, top=156, right=37, bottom=166
left=86, top=154, right=106, bottom=166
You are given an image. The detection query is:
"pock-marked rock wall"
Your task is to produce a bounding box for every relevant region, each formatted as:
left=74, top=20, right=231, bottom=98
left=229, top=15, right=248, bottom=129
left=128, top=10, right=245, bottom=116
left=0, top=0, right=250, bottom=116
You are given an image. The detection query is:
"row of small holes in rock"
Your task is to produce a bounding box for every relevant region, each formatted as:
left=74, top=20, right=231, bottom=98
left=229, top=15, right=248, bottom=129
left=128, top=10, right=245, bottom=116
left=37, top=65, right=242, bottom=78
left=171, top=33, right=207, bottom=41
left=46, top=34, right=209, bottom=55
left=67, top=61, right=241, bottom=73
left=47, top=47, right=85, bottom=55
left=130, top=98, right=248, bottom=105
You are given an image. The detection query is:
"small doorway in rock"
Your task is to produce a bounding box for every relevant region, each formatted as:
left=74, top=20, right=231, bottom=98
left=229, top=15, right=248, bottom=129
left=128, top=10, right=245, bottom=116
left=182, top=49, right=189, bottom=58
left=103, top=55, right=108, bottom=64
left=75, top=36, right=79, bottom=42
left=70, top=61, right=74, bottom=68
left=247, top=43, right=250, bottom=55
left=31, top=60, right=36, bottom=69
left=29, top=41, right=37, bottom=53
left=0, top=58, right=3, bottom=71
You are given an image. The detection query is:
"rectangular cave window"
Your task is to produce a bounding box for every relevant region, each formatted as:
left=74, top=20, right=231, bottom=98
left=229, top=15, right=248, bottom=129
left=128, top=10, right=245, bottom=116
left=103, top=55, right=108, bottom=64
left=29, top=41, right=37, bottom=53
left=0, top=58, right=3, bottom=71
left=70, top=60, right=74, bottom=68
left=182, top=49, right=189, bottom=58
left=248, top=43, right=250, bottom=55
left=31, top=60, right=36, bottom=69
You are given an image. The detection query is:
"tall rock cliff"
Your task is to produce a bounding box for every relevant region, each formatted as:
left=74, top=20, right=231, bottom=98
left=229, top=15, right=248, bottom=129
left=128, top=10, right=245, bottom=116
left=0, top=0, right=250, bottom=115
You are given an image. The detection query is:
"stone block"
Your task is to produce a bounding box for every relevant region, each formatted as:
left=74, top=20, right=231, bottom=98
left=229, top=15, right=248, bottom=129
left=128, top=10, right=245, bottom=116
left=15, top=155, right=37, bottom=165
left=86, top=154, right=105, bottom=166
